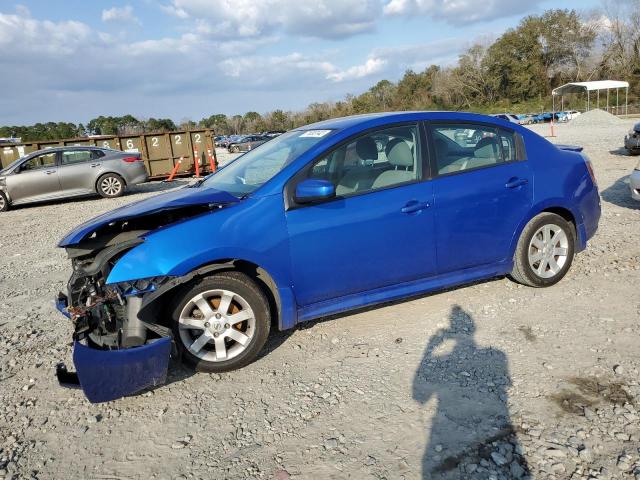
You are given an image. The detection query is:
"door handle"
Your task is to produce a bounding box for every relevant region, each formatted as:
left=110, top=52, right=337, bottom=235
left=90, top=163, right=101, bottom=168
left=401, top=200, right=430, bottom=214
left=505, top=177, right=528, bottom=189
left=44, top=170, right=56, bottom=175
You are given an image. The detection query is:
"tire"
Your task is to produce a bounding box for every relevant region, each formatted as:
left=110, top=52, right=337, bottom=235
left=170, top=271, right=271, bottom=372
left=510, top=212, right=575, bottom=287
left=97, top=173, right=125, bottom=198
left=0, top=191, right=9, bottom=212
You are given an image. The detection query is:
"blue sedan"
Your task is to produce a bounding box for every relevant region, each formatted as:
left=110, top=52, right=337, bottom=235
left=56, top=112, right=600, bottom=402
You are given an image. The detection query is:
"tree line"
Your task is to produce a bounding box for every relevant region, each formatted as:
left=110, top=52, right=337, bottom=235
left=2, top=5, right=639, bottom=142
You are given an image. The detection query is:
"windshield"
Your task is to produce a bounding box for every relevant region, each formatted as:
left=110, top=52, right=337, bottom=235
left=201, top=129, right=332, bottom=196
left=0, top=154, right=28, bottom=173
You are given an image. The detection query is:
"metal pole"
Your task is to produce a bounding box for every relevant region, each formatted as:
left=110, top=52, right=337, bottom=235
left=607, top=89, right=610, bottom=112
left=626, top=87, right=628, bottom=115
left=616, top=88, right=619, bottom=115
left=587, top=90, right=590, bottom=111
left=597, top=89, right=600, bottom=109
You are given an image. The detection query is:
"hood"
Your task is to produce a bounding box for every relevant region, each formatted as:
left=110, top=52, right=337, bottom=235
left=58, top=185, right=239, bottom=247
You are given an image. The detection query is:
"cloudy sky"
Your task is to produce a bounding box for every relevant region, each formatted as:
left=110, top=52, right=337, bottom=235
left=1, top=0, right=600, bottom=125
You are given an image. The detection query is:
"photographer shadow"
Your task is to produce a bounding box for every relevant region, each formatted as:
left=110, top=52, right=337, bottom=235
left=413, top=305, right=529, bottom=478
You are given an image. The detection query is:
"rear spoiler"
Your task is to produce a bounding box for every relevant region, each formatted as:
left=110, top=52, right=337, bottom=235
left=556, top=144, right=584, bottom=152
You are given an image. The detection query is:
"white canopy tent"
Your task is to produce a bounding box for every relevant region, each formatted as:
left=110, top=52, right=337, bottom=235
left=552, top=80, right=629, bottom=115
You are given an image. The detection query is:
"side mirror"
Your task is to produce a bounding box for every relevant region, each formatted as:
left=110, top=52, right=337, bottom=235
left=294, top=179, right=336, bottom=204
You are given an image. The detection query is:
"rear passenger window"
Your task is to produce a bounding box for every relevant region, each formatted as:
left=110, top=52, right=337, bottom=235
left=432, top=124, right=518, bottom=175
left=308, top=125, right=421, bottom=196
left=61, top=150, right=93, bottom=165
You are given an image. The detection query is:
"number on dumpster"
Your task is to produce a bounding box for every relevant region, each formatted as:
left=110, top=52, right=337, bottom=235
left=194, top=133, right=201, bottom=143
left=174, top=135, right=182, bottom=145
left=126, top=139, right=134, bottom=149
left=103, top=141, right=109, bottom=148
left=151, top=137, right=159, bottom=147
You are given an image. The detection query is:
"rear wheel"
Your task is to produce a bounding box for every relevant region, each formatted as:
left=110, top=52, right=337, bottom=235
left=510, top=212, right=575, bottom=287
left=170, top=272, right=271, bottom=372
left=97, top=173, right=125, bottom=198
left=0, top=191, right=8, bottom=212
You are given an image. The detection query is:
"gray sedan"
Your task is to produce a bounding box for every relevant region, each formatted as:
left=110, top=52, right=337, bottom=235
left=228, top=135, right=269, bottom=153
left=0, top=146, right=148, bottom=211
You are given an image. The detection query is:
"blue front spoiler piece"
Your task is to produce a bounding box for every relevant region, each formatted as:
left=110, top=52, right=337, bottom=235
left=72, top=338, right=172, bottom=403
left=55, top=292, right=172, bottom=403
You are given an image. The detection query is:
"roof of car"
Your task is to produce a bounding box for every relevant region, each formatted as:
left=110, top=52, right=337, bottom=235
left=29, top=145, right=106, bottom=153
left=298, top=111, right=512, bottom=132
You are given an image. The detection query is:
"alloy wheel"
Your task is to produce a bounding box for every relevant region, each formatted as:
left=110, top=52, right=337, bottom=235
left=527, top=224, right=569, bottom=279
left=178, top=289, right=256, bottom=362
left=101, top=177, right=122, bottom=196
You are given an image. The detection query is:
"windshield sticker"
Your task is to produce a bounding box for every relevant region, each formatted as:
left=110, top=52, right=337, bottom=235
left=300, top=130, right=331, bottom=138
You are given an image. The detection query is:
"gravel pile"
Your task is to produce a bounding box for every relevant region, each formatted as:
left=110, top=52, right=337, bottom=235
left=569, top=109, right=624, bottom=128
left=0, top=138, right=638, bottom=480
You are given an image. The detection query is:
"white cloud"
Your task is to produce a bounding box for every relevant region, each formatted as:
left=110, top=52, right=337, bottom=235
left=0, top=10, right=92, bottom=57
left=383, top=0, right=545, bottom=25
left=328, top=57, right=386, bottom=82
left=101, top=5, right=140, bottom=24
left=165, top=0, right=380, bottom=39
left=328, top=39, right=463, bottom=83
left=160, top=4, right=189, bottom=19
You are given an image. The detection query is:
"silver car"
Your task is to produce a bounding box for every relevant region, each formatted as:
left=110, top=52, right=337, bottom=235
left=0, top=146, right=148, bottom=211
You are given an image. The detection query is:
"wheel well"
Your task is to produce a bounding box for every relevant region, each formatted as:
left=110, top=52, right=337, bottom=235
left=233, top=260, right=281, bottom=331
left=140, top=260, right=281, bottom=331
left=541, top=207, right=578, bottom=242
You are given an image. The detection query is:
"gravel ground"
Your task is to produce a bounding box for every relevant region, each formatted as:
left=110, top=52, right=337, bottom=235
left=0, top=127, right=638, bottom=480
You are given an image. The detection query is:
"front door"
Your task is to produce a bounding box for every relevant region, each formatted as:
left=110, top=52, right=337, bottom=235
left=285, top=124, right=437, bottom=307
left=428, top=122, right=533, bottom=273
left=7, top=150, right=61, bottom=204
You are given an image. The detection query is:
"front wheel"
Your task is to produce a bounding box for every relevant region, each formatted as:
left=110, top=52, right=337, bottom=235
left=510, top=212, right=575, bottom=287
left=170, top=272, right=271, bottom=372
left=0, top=191, right=9, bottom=212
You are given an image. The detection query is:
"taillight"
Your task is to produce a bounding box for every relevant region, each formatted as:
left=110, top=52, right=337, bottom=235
left=122, top=156, right=141, bottom=163
left=583, top=155, right=597, bottom=187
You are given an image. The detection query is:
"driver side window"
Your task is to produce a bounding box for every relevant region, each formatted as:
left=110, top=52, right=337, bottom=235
left=308, top=124, right=421, bottom=196
left=21, top=151, right=57, bottom=171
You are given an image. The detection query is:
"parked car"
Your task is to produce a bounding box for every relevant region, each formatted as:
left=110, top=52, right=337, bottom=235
left=565, top=110, right=581, bottom=121
left=515, top=114, right=534, bottom=125
left=0, top=146, right=148, bottom=211
left=228, top=135, right=268, bottom=153
left=492, top=113, right=523, bottom=124
left=624, top=122, right=640, bottom=155
left=216, top=135, right=242, bottom=148
left=630, top=159, right=640, bottom=201
left=54, top=111, right=600, bottom=402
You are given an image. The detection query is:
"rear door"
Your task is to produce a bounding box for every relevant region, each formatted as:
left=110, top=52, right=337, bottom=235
left=428, top=122, right=532, bottom=273
left=6, top=150, right=61, bottom=204
left=58, top=149, right=103, bottom=195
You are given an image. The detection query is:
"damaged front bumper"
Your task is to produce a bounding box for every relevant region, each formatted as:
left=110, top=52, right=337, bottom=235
left=55, top=282, right=172, bottom=403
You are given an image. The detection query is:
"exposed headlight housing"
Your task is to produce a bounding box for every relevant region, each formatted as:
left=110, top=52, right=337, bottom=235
left=113, top=276, right=169, bottom=297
